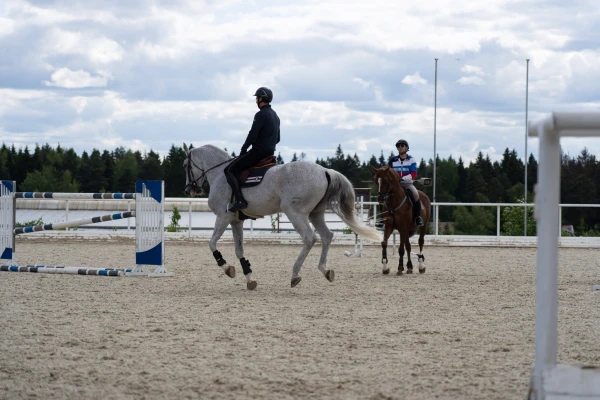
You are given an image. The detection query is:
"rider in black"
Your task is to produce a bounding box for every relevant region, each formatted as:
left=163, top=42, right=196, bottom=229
left=225, top=87, right=280, bottom=213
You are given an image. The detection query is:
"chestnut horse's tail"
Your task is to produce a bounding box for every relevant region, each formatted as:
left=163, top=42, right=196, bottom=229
left=418, top=190, right=431, bottom=235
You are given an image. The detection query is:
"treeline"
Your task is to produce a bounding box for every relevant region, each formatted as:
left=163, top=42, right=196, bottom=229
left=1, top=142, right=598, bottom=234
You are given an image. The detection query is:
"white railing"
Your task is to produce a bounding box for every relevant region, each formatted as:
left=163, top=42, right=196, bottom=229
left=30, top=197, right=600, bottom=237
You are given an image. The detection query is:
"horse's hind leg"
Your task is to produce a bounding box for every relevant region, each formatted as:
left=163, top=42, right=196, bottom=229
left=284, top=210, right=318, bottom=288
left=231, top=220, right=257, bottom=290
left=210, top=216, right=236, bottom=279
left=417, top=227, right=426, bottom=274
left=309, top=210, right=335, bottom=282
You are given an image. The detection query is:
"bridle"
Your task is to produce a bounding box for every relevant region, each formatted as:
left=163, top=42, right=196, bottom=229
left=376, top=171, right=408, bottom=219
left=185, top=146, right=234, bottom=195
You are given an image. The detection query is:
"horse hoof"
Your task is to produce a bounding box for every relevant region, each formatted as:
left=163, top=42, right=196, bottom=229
left=397, top=270, right=403, bottom=276
left=406, top=269, right=413, bottom=274
left=225, top=265, right=236, bottom=278
left=291, top=277, right=302, bottom=288
left=382, top=268, right=390, bottom=275
left=419, top=267, right=426, bottom=274
left=247, top=280, right=257, bottom=290
left=325, top=270, right=335, bottom=282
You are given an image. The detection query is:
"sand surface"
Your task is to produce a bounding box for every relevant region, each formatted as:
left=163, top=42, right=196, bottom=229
left=1, top=239, right=599, bottom=400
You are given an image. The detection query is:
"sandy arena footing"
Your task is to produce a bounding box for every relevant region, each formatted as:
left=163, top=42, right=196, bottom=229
left=1, top=239, right=598, bottom=399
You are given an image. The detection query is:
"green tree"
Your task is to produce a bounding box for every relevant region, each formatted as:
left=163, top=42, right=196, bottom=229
left=500, top=199, right=536, bottom=236
left=113, top=151, right=139, bottom=192
left=140, top=150, right=163, bottom=180
left=162, top=145, right=187, bottom=197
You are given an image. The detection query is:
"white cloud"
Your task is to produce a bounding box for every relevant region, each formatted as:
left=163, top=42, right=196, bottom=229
left=457, top=76, right=485, bottom=85
left=2, top=0, right=600, bottom=165
left=461, top=65, right=485, bottom=76
left=402, top=72, right=427, bottom=86
left=353, top=77, right=371, bottom=89
left=41, top=28, right=124, bottom=65
left=43, top=68, right=112, bottom=88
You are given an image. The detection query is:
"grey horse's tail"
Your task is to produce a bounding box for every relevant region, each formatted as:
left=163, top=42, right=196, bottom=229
left=324, top=170, right=383, bottom=242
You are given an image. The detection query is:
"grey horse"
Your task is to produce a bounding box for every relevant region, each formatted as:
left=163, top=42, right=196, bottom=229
left=183, top=143, right=382, bottom=290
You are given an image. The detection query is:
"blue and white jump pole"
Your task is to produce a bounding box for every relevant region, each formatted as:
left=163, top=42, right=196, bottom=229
left=0, top=180, right=171, bottom=277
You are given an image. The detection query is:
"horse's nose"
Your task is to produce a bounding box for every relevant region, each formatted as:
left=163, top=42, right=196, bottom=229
left=184, top=188, right=190, bottom=196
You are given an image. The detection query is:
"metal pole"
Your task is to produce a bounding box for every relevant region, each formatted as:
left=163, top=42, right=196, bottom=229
left=532, top=127, right=560, bottom=396
left=524, top=58, right=530, bottom=236
left=433, top=58, right=438, bottom=233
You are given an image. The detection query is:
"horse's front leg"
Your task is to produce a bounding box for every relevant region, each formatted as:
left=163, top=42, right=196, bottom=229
left=231, top=220, right=257, bottom=290
left=405, top=231, right=413, bottom=274
left=209, top=216, right=236, bottom=279
left=381, top=219, right=394, bottom=275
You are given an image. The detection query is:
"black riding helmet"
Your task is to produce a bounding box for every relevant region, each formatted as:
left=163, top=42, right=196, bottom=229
left=396, top=139, right=409, bottom=150
left=254, top=87, right=273, bottom=103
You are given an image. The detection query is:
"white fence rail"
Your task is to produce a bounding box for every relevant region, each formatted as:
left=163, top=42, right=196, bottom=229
left=15, top=197, right=600, bottom=239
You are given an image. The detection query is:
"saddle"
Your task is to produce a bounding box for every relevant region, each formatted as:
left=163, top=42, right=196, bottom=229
left=236, top=156, right=277, bottom=188
left=230, top=155, right=277, bottom=221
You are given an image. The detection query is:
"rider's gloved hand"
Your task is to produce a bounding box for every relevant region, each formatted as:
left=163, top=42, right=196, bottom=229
left=402, top=175, right=412, bottom=182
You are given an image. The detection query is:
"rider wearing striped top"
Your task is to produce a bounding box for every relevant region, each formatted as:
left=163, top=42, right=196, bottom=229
left=387, top=139, right=424, bottom=226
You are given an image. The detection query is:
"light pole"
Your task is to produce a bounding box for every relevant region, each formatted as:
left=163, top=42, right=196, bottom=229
left=433, top=58, right=438, bottom=233
left=524, top=58, right=530, bottom=236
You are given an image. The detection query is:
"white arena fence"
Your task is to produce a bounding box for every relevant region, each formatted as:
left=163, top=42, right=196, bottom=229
left=0, top=180, right=172, bottom=278
left=9, top=196, right=600, bottom=239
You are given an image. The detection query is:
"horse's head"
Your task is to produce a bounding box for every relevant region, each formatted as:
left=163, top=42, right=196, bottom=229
left=182, top=143, right=233, bottom=197
left=183, top=142, right=205, bottom=197
left=370, top=165, right=399, bottom=205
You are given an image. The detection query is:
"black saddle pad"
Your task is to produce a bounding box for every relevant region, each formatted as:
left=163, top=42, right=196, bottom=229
left=240, top=164, right=276, bottom=188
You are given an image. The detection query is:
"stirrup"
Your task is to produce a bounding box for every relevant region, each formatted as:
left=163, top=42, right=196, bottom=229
left=228, top=200, right=248, bottom=213
left=415, top=216, right=424, bottom=226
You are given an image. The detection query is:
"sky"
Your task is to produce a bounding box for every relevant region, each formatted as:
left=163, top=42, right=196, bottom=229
left=1, top=0, right=599, bottom=166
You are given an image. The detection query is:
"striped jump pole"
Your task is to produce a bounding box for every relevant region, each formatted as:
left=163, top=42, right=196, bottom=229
left=15, top=192, right=135, bottom=200
left=14, top=211, right=135, bottom=234
left=1, top=264, right=133, bottom=277
left=0, top=180, right=171, bottom=278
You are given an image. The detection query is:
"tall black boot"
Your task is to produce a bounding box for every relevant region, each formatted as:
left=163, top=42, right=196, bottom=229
left=225, top=172, right=248, bottom=213
left=413, top=199, right=423, bottom=226
left=228, top=189, right=248, bottom=212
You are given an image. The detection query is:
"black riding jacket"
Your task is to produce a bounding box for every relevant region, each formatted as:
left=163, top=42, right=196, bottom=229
left=241, top=104, right=280, bottom=154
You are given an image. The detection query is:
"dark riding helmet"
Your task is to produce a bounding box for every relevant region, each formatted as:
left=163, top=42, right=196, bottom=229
left=253, top=87, right=273, bottom=103
left=395, top=139, right=409, bottom=150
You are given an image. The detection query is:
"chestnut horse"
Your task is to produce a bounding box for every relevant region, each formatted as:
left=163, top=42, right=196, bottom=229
left=370, top=165, right=431, bottom=275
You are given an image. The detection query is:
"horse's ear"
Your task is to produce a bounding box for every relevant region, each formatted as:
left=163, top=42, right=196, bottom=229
left=370, top=165, right=377, bottom=174
left=183, top=142, right=189, bottom=154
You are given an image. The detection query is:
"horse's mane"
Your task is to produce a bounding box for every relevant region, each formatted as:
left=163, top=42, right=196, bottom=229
left=382, top=165, right=400, bottom=187
left=198, top=144, right=232, bottom=159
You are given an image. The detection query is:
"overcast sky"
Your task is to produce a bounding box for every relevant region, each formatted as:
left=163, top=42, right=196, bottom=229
left=1, top=0, right=599, bottom=166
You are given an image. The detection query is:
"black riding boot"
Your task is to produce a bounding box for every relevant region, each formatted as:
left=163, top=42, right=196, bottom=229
left=225, top=172, right=248, bottom=213
left=413, top=199, right=424, bottom=226
left=228, top=190, right=248, bottom=213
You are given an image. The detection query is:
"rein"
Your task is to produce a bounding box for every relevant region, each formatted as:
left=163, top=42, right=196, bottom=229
left=186, top=148, right=235, bottom=194
left=377, top=174, right=409, bottom=224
